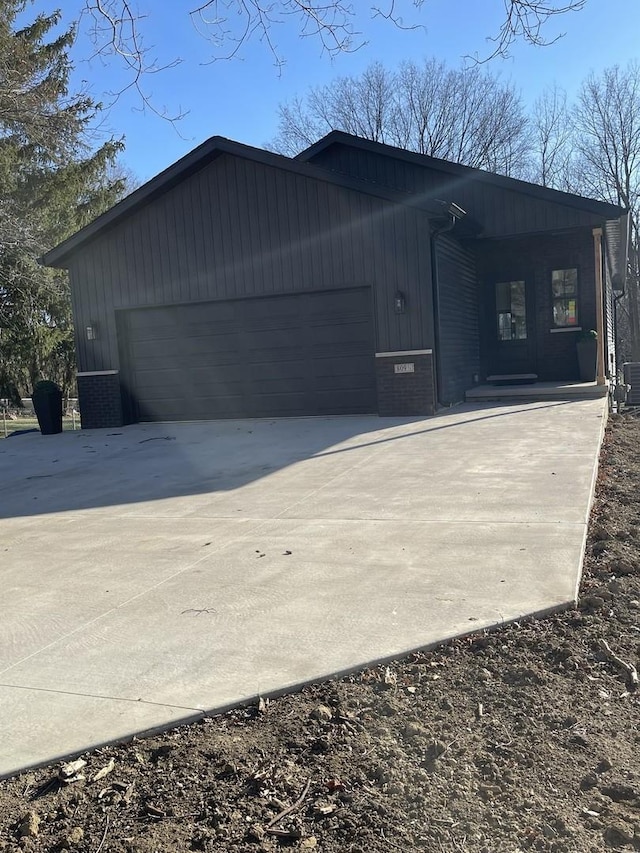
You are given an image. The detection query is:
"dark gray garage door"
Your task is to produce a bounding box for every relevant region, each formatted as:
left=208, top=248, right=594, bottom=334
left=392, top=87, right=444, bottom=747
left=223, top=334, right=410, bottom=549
left=120, top=288, right=376, bottom=421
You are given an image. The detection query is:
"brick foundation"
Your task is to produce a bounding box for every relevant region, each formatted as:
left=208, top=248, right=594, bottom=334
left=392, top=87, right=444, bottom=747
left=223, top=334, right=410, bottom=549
left=375, top=350, right=436, bottom=416
left=76, top=371, right=124, bottom=430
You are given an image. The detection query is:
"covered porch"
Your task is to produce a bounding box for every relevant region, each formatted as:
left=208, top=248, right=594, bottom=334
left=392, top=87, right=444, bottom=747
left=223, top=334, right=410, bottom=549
left=473, top=227, right=610, bottom=386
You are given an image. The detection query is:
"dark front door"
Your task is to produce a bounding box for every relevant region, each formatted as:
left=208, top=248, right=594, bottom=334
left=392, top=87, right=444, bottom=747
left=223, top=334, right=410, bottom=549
left=488, top=278, right=536, bottom=376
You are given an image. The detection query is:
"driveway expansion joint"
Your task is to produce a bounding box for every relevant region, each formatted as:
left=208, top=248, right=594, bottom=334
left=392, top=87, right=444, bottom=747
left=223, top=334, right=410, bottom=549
left=0, top=682, right=205, bottom=712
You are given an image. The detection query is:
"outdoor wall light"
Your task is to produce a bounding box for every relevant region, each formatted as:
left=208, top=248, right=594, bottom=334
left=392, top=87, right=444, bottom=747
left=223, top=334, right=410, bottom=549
left=86, top=323, right=98, bottom=341
left=446, top=201, right=466, bottom=219
left=394, top=290, right=406, bottom=314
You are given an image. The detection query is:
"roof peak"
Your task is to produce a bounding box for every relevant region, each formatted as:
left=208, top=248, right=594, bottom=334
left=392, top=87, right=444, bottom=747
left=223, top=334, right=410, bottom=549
left=297, top=131, right=626, bottom=219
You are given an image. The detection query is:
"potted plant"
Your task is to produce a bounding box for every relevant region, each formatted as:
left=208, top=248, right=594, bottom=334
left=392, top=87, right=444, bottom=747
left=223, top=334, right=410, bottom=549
left=576, top=329, right=597, bottom=382
left=32, top=380, right=63, bottom=435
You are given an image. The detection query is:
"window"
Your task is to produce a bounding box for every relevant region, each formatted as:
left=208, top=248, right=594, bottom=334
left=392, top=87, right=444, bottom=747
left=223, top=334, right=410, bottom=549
left=551, top=268, right=578, bottom=327
left=496, top=281, right=527, bottom=341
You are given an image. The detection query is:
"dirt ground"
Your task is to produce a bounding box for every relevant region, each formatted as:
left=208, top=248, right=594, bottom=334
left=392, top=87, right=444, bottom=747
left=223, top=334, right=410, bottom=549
left=1, top=410, right=640, bottom=853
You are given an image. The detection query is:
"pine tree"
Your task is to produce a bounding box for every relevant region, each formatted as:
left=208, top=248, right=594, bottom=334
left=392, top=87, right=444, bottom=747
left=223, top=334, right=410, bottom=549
left=0, top=0, right=126, bottom=401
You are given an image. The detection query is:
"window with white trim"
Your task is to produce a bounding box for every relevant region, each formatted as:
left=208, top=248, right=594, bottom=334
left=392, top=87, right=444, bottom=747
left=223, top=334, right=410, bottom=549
left=551, top=268, right=578, bottom=328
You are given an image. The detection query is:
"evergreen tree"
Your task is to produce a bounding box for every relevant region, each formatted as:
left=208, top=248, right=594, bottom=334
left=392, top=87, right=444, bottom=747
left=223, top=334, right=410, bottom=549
left=0, top=0, right=126, bottom=401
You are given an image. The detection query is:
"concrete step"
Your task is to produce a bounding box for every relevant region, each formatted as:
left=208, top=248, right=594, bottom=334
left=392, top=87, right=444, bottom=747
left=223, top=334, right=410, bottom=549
left=466, top=380, right=608, bottom=402
left=486, top=373, right=538, bottom=385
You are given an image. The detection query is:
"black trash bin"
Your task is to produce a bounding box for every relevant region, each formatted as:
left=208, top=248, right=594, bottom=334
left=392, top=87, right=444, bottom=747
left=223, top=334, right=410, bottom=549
left=32, top=380, right=63, bottom=435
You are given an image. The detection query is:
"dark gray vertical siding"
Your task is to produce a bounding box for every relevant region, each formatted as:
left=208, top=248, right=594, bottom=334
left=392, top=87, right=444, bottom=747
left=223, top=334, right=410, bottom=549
left=305, top=143, right=606, bottom=238
left=189, top=176, right=206, bottom=301
left=99, top=238, right=117, bottom=368
left=108, top=233, right=123, bottom=366
left=434, top=235, right=479, bottom=404
left=107, top=237, right=119, bottom=366
left=74, top=248, right=89, bottom=368
left=67, top=153, right=435, bottom=374
left=67, top=266, right=85, bottom=372
left=235, top=159, right=257, bottom=287
left=153, top=193, right=170, bottom=304
left=163, top=189, right=178, bottom=302
left=175, top=181, right=192, bottom=292
left=403, top=208, right=424, bottom=349
left=73, top=241, right=114, bottom=372
left=203, top=165, right=223, bottom=292
left=140, top=192, right=159, bottom=303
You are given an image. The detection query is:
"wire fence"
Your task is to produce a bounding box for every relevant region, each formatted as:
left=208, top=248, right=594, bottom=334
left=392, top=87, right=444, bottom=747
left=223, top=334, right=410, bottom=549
left=0, top=399, right=80, bottom=439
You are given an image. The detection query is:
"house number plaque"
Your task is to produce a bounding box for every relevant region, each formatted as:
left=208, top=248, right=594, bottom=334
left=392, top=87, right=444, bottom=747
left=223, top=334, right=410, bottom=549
left=394, top=363, right=415, bottom=374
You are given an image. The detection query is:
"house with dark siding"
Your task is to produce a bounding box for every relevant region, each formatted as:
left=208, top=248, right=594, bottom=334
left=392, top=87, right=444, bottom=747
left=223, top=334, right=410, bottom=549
left=42, top=132, right=628, bottom=429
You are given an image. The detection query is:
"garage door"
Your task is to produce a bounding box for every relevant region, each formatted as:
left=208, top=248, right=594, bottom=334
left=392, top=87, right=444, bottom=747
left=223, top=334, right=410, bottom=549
left=120, top=288, right=377, bottom=421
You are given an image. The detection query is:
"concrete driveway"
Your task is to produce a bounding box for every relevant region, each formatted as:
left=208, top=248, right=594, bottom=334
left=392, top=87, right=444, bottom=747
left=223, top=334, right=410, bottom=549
left=0, top=399, right=606, bottom=777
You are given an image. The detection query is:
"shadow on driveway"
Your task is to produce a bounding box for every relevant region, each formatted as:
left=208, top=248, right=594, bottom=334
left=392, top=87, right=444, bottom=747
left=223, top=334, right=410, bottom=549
left=0, top=401, right=572, bottom=520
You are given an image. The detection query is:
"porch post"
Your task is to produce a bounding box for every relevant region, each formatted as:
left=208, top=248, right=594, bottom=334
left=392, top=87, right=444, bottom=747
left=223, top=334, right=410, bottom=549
left=592, top=227, right=606, bottom=385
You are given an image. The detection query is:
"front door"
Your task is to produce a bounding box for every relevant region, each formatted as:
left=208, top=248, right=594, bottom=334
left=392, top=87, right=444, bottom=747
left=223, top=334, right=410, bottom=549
left=489, top=278, right=536, bottom=376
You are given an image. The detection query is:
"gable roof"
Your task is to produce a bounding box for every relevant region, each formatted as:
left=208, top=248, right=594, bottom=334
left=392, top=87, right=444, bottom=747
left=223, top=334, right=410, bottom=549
left=298, top=131, right=626, bottom=221
left=42, top=136, right=459, bottom=268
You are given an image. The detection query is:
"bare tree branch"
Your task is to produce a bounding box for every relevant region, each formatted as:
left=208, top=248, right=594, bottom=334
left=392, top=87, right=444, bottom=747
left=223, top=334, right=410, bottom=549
left=78, top=2, right=588, bottom=114
left=81, top=1, right=187, bottom=124
left=469, top=0, right=587, bottom=63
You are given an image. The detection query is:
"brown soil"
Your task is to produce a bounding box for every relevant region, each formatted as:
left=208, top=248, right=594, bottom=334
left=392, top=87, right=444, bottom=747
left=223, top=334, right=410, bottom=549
left=2, top=411, right=640, bottom=853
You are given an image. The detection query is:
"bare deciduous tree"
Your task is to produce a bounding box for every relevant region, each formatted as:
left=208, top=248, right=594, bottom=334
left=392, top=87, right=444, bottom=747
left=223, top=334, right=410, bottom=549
left=270, top=61, right=399, bottom=153
left=529, top=84, right=574, bottom=188
left=573, top=63, right=640, bottom=361
left=399, top=60, right=530, bottom=174
left=574, top=65, right=640, bottom=212
left=269, top=59, right=530, bottom=177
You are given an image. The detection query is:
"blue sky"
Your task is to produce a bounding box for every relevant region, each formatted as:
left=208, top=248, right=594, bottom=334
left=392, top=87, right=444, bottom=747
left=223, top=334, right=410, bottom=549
left=37, top=1, right=640, bottom=181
